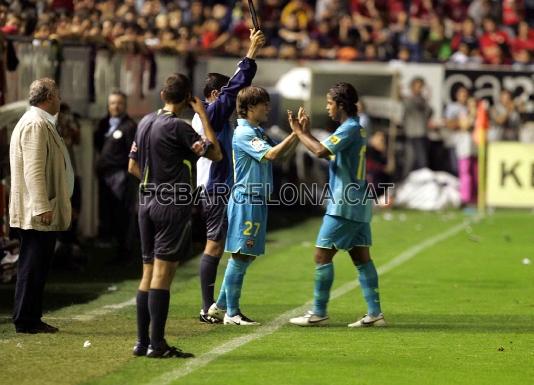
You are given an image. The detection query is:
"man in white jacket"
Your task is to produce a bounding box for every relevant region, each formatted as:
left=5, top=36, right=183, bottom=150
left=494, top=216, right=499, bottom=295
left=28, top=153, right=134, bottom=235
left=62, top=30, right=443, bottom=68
left=9, top=78, right=74, bottom=333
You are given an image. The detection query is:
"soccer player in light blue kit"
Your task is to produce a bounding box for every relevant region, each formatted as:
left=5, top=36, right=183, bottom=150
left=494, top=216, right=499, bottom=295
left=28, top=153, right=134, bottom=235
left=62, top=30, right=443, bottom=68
left=289, top=82, right=386, bottom=327
left=208, top=86, right=299, bottom=325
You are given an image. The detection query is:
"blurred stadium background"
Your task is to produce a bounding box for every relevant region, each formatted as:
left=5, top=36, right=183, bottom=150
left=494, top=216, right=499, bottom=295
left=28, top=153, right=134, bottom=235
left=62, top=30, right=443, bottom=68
left=0, top=1, right=533, bottom=384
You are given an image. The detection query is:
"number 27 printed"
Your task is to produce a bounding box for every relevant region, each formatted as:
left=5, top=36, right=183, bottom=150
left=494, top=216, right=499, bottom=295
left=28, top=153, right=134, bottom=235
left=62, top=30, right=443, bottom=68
left=243, top=221, right=261, bottom=236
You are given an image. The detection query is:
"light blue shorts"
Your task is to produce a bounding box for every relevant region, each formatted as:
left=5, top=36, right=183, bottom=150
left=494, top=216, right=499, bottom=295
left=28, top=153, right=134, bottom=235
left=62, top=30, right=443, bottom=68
left=316, top=214, right=372, bottom=250
left=225, top=192, right=267, bottom=257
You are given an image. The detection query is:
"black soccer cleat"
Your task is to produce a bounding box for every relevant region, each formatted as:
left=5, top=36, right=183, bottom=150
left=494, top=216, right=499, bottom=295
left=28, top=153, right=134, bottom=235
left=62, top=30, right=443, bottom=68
left=146, top=343, right=195, bottom=359
left=132, top=342, right=148, bottom=356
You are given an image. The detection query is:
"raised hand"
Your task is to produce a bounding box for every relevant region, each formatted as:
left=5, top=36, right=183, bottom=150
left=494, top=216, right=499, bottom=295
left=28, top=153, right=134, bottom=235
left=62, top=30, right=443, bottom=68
left=287, top=110, right=303, bottom=134
left=297, top=106, right=310, bottom=133
left=189, top=96, right=206, bottom=115
left=249, top=29, right=266, bottom=49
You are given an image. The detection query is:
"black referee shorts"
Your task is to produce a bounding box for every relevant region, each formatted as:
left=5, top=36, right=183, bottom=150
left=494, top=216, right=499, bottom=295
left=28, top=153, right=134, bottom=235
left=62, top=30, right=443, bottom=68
left=138, top=197, right=192, bottom=264
left=200, top=194, right=228, bottom=242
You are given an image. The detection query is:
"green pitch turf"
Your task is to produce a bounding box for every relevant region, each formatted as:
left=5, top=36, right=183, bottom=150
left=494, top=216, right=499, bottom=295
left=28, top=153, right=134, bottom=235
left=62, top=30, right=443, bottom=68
left=1, top=210, right=533, bottom=385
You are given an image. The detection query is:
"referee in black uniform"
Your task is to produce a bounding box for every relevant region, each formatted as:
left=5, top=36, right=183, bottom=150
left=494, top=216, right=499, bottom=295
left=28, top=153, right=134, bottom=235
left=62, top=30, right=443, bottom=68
left=128, top=73, right=222, bottom=358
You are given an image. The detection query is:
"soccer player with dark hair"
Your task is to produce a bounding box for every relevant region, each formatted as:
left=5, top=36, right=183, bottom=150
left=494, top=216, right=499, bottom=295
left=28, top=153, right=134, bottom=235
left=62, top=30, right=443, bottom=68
left=288, top=82, right=386, bottom=327
left=128, top=73, right=222, bottom=358
left=207, top=86, right=299, bottom=325
left=192, top=29, right=266, bottom=324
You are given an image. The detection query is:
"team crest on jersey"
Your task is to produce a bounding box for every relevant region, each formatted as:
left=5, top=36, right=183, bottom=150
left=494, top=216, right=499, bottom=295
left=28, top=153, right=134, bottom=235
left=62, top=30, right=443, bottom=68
left=329, top=135, right=340, bottom=145
left=246, top=239, right=255, bottom=248
left=251, top=137, right=265, bottom=152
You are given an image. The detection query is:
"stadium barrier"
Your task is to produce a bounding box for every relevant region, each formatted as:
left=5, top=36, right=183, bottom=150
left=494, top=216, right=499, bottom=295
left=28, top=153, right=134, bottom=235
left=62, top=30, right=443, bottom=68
left=1, top=41, right=534, bottom=238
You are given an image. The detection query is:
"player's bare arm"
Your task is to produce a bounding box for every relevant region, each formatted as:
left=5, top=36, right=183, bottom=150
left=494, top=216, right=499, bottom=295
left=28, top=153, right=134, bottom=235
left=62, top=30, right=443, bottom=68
left=262, top=132, right=299, bottom=160
left=288, top=107, right=330, bottom=159
left=190, top=96, right=223, bottom=161
left=128, top=158, right=141, bottom=179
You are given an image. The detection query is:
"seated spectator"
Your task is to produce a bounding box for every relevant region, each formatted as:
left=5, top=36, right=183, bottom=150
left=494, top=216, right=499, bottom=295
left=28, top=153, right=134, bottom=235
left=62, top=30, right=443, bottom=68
left=1, top=13, right=22, bottom=35
left=350, top=0, right=380, bottom=27
left=451, top=17, right=479, bottom=52
left=279, top=13, right=309, bottom=49
left=281, top=0, right=314, bottom=31
left=424, top=17, right=452, bottom=61
left=410, top=0, right=435, bottom=29
left=511, top=21, right=534, bottom=55
left=479, top=17, right=511, bottom=64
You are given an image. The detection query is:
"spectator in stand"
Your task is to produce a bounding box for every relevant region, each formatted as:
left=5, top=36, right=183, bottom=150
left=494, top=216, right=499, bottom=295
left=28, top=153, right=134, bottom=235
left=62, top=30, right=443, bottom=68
left=511, top=20, right=534, bottom=55
left=279, top=13, right=309, bottom=50
left=445, top=86, right=477, bottom=205
left=479, top=17, right=510, bottom=64
left=442, top=0, right=470, bottom=27
left=1, top=13, right=22, bottom=35
left=489, top=89, right=523, bottom=141
left=410, top=0, right=435, bottom=29
left=94, top=90, right=138, bottom=262
left=350, top=0, right=380, bottom=28
left=451, top=17, right=479, bottom=52
left=424, top=17, right=452, bottom=61
left=281, top=0, right=314, bottom=30
left=401, top=77, right=433, bottom=178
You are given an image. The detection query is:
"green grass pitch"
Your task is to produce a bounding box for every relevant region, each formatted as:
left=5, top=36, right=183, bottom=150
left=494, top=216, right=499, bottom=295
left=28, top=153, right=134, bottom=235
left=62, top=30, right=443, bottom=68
left=1, top=209, right=533, bottom=385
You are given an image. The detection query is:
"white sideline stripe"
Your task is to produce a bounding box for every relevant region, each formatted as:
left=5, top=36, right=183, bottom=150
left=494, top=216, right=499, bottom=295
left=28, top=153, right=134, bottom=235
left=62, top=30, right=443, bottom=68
left=71, top=297, right=137, bottom=321
left=146, top=220, right=471, bottom=385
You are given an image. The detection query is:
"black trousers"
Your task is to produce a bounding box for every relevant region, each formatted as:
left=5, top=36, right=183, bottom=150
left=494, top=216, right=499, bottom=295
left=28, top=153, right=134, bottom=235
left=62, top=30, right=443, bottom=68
left=13, top=229, right=57, bottom=328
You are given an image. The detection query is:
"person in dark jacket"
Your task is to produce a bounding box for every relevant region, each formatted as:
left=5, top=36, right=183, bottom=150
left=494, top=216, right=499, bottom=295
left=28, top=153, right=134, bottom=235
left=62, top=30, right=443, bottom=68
left=94, top=90, right=137, bottom=261
left=192, top=29, right=265, bottom=323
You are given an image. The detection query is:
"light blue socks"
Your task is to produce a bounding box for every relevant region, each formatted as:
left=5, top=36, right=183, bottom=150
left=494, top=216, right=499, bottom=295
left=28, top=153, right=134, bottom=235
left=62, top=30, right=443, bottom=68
left=216, top=258, right=252, bottom=317
left=313, top=263, right=334, bottom=317
left=357, top=260, right=381, bottom=316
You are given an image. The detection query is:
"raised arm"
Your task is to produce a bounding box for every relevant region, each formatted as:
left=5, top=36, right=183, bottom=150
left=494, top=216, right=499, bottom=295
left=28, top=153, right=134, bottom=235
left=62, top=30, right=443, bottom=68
left=208, top=29, right=265, bottom=127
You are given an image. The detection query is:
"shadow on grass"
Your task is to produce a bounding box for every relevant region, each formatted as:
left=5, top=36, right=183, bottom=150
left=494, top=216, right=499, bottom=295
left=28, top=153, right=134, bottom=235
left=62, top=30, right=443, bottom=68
left=0, top=207, right=321, bottom=320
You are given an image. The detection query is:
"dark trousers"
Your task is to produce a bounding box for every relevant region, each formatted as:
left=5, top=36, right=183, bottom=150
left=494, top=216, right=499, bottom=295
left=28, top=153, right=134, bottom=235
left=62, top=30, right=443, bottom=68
left=98, top=175, right=137, bottom=259
left=403, top=137, right=429, bottom=178
left=13, top=229, right=57, bottom=328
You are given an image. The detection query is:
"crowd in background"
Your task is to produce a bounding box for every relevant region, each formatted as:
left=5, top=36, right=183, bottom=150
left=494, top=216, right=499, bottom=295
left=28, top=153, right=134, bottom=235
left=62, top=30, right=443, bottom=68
left=1, top=0, right=534, bottom=65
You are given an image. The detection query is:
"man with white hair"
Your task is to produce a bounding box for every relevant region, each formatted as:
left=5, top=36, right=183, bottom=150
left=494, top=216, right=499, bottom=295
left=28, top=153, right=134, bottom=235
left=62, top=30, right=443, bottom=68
left=9, top=77, right=74, bottom=333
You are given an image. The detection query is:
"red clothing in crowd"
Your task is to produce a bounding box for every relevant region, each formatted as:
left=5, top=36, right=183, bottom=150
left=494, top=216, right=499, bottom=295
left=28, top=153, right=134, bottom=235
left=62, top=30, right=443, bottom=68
left=502, top=0, right=523, bottom=26
left=442, top=0, right=469, bottom=23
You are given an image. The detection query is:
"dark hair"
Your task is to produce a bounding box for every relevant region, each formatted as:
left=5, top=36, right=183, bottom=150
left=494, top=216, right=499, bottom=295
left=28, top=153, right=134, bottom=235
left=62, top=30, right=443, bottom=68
left=328, top=82, right=359, bottom=116
left=237, top=86, right=270, bottom=118
left=161, top=73, right=191, bottom=104
left=109, top=89, right=127, bottom=102
left=411, top=77, right=425, bottom=86
left=203, top=73, right=230, bottom=98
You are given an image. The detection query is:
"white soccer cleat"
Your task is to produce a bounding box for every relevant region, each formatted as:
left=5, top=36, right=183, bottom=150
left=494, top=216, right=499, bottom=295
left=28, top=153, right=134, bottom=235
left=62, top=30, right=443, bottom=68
left=207, top=303, right=226, bottom=322
left=289, top=311, right=329, bottom=326
left=348, top=313, right=386, bottom=328
left=223, top=312, right=260, bottom=326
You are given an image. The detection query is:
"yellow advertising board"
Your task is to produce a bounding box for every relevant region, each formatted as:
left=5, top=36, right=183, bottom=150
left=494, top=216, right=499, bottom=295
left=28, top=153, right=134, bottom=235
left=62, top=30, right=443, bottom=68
left=487, top=142, right=534, bottom=207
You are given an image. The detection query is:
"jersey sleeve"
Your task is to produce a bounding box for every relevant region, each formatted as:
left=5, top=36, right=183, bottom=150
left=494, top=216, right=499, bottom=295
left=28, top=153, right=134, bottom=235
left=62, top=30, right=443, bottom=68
left=178, top=122, right=210, bottom=157
left=207, top=58, right=257, bottom=130
left=321, top=125, right=356, bottom=155
left=236, top=128, right=273, bottom=162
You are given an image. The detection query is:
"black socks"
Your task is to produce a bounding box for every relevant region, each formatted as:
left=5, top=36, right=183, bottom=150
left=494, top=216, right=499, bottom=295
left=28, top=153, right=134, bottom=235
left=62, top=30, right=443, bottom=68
left=148, top=288, right=170, bottom=350
left=136, top=290, right=150, bottom=346
left=200, top=253, right=221, bottom=313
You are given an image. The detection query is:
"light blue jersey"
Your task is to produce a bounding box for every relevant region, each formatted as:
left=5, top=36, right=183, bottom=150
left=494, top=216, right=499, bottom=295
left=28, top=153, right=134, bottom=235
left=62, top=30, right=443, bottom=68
left=225, top=119, right=274, bottom=256
left=321, top=117, right=371, bottom=223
